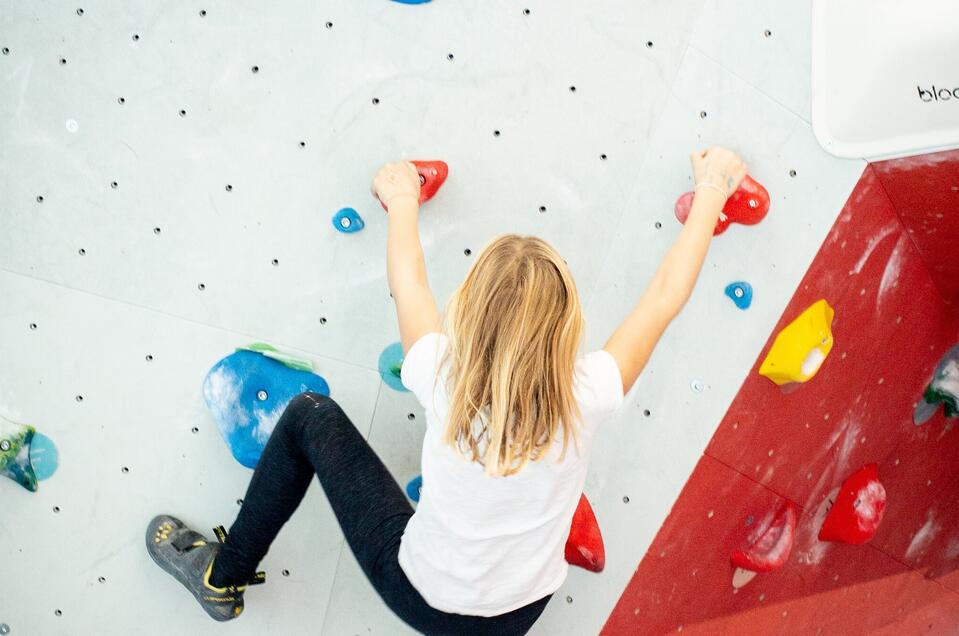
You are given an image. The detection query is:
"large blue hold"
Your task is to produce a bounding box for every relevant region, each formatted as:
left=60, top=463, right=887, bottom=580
left=203, top=344, right=330, bottom=468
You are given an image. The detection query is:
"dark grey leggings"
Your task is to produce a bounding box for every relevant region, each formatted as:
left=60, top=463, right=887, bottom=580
left=211, top=392, right=552, bottom=635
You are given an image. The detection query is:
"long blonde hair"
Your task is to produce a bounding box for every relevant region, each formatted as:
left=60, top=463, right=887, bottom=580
left=442, top=235, right=584, bottom=477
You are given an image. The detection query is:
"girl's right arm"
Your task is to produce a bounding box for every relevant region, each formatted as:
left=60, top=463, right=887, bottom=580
left=603, top=146, right=747, bottom=395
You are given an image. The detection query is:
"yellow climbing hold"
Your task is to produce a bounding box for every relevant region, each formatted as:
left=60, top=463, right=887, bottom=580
left=759, top=299, right=835, bottom=385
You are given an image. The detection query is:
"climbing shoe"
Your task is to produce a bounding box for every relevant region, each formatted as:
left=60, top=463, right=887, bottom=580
left=146, top=514, right=265, bottom=621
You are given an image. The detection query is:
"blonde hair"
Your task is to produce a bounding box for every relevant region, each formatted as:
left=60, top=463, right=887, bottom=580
left=442, top=234, right=584, bottom=477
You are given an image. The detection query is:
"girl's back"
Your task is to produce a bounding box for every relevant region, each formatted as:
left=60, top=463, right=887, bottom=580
left=398, top=332, right=623, bottom=615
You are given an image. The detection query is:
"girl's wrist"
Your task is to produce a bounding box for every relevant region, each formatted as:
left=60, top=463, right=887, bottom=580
left=693, top=182, right=728, bottom=199
left=386, top=194, right=420, bottom=213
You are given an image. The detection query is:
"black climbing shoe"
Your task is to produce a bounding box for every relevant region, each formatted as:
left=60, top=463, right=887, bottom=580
left=146, top=514, right=265, bottom=621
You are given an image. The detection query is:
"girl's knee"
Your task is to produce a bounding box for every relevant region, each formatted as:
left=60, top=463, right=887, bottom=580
left=288, top=392, right=345, bottom=426
left=292, top=391, right=333, bottom=410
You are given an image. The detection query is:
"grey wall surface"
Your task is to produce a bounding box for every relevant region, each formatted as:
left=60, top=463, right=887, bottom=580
left=0, top=1, right=864, bottom=634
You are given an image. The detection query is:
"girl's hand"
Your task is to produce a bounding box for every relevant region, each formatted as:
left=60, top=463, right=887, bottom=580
left=689, top=147, right=747, bottom=199
left=372, top=161, right=421, bottom=210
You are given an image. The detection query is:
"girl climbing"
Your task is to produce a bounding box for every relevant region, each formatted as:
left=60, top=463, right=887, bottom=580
left=145, top=147, right=746, bottom=634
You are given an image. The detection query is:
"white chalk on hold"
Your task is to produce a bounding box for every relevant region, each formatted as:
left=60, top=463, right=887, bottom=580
left=732, top=567, right=758, bottom=588
left=66, top=119, right=79, bottom=133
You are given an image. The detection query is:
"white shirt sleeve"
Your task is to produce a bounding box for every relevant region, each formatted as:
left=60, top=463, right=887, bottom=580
left=400, top=332, right=448, bottom=407
left=574, top=350, right=626, bottom=424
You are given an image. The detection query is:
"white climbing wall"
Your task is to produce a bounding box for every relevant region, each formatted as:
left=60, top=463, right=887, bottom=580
left=0, top=1, right=866, bottom=634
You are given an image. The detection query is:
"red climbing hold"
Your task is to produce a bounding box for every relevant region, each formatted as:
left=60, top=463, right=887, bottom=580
left=565, top=494, right=605, bottom=572
left=674, top=174, right=770, bottom=235
left=731, top=501, right=798, bottom=573
left=818, top=463, right=886, bottom=545
left=379, top=160, right=449, bottom=211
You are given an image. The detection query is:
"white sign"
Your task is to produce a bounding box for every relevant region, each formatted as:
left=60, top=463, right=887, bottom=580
left=812, top=0, right=959, bottom=159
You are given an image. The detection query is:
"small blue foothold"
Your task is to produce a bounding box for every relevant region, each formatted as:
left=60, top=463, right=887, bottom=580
left=392, top=0, right=432, bottom=4
left=725, top=281, right=753, bottom=310
left=378, top=342, right=409, bottom=392
left=406, top=475, right=423, bottom=502
left=333, top=208, right=365, bottom=233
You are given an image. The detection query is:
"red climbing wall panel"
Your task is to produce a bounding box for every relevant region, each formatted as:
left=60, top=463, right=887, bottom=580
left=603, top=164, right=959, bottom=635
left=872, top=149, right=959, bottom=305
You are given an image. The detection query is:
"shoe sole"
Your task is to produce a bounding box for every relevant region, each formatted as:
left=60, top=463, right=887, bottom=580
left=145, top=520, right=235, bottom=622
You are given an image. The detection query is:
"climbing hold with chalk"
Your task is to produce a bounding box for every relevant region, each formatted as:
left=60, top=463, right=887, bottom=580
left=0, top=415, right=40, bottom=492
left=730, top=501, right=797, bottom=587
left=914, top=343, right=959, bottom=425
left=674, top=175, right=770, bottom=235
left=725, top=281, right=753, bottom=309
left=565, top=494, right=605, bottom=572
left=759, top=299, right=835, bottom=386
left=378, top=342, right=409, bottom=392
left=332, top=207, right=365, bottom=233
left=406, top=475, right=423, bottom=502
left=203, top=344, right=330, bottom=468
left=378, top=160, right=449, bottom=211
left=818, top=464, right=886, bottom=545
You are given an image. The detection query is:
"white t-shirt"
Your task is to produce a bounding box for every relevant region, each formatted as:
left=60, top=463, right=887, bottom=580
left=397, top=332, right=624, bottom=616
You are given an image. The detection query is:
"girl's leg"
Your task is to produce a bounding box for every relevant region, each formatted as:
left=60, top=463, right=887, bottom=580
left=212, top=391, right=551, bottom=634
left=211, top=391, right=414, bottom=587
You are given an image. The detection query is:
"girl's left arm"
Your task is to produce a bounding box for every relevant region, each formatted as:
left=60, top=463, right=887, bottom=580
left=374, top=161, right=441, bottom=354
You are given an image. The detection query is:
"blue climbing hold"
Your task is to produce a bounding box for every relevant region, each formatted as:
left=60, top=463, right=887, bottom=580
left=392, top=0, right=432, bottom=4
left=725, top=281, right=753, bottom=310
left=406, top=475, right=423, bottom=502
left=29, top=432, right=59, bottom=481
left=203, top=344, right=330, bottom=469
left=332, top=207, right=365, bottom=234
left=378, top=342, right=409, bottom=392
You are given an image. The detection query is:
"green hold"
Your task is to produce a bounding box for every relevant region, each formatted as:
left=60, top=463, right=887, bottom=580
left=915, top=343, right=959, bottom=425
left=236, top=343, right=315, bottom=373
left=924, top=384, right=958, bottom=419
left=1, top=416, right=38, bottom=492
